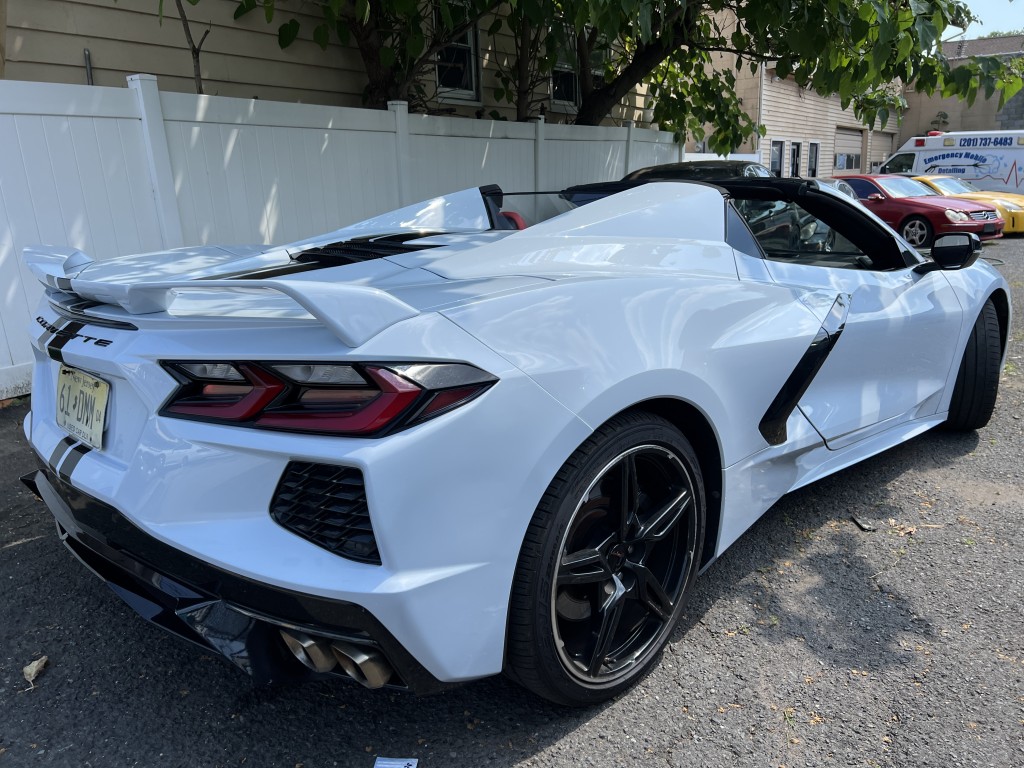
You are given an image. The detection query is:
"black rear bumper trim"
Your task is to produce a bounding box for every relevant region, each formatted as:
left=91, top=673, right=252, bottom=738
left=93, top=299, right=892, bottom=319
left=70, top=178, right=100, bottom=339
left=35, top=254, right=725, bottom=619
left=28, top=463, right=449, bottom=694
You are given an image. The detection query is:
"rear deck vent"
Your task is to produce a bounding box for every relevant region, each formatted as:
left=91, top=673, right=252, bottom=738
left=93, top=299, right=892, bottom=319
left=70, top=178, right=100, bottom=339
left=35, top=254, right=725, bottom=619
left=295, top=237, right=440, bottom=265
left=270, top=462, right=379, bottom=565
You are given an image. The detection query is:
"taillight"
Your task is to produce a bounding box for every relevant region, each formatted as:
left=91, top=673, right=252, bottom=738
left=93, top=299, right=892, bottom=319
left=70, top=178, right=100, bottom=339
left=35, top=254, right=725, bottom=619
left=160, top=361, right=496, bottom=436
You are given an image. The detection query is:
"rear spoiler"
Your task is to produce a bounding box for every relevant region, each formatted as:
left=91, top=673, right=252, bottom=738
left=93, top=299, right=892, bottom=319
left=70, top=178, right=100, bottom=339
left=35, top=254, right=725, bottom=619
left=23, top=246, right=419, bottom=348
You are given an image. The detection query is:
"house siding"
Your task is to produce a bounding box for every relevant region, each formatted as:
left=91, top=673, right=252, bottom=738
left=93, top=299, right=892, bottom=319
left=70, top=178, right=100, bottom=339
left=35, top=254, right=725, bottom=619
left=758, top=73, right=895, bottom=176
left=3, top=0, right=368, bottom=105
left=4, top=0, right=649, bottom=128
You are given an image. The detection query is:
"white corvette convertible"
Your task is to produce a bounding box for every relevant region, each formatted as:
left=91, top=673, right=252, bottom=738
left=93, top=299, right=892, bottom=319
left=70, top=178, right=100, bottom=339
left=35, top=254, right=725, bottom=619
left=21, top=179, right=1009, bottom=706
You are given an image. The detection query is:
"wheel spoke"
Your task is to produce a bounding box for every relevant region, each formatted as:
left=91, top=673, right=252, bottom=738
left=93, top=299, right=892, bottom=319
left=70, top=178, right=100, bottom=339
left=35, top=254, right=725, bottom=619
left=631, top=487, right=691, bottom=543
left=587, top=574, right=626, bottom=676
left=558, top=535, right=616, bottom=586
left=619, top=452, right=639, bottom=540
left=628, top=562, right=677, bottom=622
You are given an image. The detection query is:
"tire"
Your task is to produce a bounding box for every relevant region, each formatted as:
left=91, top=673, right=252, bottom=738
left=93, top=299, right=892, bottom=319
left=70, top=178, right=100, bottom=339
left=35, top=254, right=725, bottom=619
left=946, top=299, right=1002, bottom=431
left=900, top=216, right=934, bottom=248
left=505, top=412, right=705, bottom=706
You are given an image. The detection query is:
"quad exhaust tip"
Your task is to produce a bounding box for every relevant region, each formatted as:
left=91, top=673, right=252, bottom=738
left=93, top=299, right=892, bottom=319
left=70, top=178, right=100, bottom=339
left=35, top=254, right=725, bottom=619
left=279, top=629, right=393, bottom=689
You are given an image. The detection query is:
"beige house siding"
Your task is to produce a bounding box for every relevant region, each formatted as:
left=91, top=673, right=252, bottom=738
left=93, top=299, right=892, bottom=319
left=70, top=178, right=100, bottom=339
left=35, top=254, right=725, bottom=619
left=3, top=0, right=368, bottom=105
left=758, top=72, right=895, bottom=176
left=4, top=0, right=649, bottom=127
left=898, top=88, right=1002, bottom=143
left=897, top=36, right=1024, bottom=143
left=0, top=0, right=7, bottom=78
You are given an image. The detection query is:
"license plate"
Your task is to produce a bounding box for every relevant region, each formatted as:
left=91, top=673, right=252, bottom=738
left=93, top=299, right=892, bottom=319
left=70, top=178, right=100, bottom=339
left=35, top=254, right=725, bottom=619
left=983, top=223, right=995, bottom=233
left=56, top=365, right=109, bottom=450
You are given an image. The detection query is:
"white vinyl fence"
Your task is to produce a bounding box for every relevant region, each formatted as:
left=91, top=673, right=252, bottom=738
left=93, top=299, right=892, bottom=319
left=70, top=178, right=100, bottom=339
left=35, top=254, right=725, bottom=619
left=0, top=75, right=682, bottom=398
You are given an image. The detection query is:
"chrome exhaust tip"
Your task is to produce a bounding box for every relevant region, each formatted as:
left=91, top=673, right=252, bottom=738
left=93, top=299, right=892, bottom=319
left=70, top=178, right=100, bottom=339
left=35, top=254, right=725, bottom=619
left=331, top=641, right=393, bottom=689
left=279, top=629, right=337, bottom=673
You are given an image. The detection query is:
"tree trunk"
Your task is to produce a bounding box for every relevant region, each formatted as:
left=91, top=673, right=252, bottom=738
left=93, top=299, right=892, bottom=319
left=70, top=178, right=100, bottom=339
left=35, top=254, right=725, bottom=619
left=574, top=19, right=688, bottom=126
left=514, top=19, right=534, bottom=121
left=174, top=0, right=209, bottom=95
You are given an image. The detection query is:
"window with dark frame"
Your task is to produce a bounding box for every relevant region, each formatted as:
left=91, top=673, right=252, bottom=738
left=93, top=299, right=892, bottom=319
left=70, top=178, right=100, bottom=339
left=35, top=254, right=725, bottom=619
left=552, top=67, right=580, bottom=105
left=770, top=140, right=785, bottom=177
left=808, top=143, right=819, bottom=177
left=436, top=14, right=480, bottom=100
left=790, top=142, right=802, bottom=177
left=551, top=43, right=606, bottom=111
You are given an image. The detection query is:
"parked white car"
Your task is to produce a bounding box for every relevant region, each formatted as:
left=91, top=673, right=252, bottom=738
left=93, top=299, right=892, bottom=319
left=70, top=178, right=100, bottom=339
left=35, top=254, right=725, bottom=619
left=21, top=179, right=1010, bottom=705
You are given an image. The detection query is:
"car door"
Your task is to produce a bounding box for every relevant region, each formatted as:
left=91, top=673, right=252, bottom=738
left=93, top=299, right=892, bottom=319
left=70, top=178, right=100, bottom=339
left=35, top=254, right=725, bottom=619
left=844, top=177, right=901, bottom=229
left=737, top=192, right=963, bottom=449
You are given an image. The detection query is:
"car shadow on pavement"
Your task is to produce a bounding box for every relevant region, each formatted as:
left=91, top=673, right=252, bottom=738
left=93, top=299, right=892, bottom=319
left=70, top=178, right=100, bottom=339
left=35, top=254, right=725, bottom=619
left=671, top=426, right=982, bottom=674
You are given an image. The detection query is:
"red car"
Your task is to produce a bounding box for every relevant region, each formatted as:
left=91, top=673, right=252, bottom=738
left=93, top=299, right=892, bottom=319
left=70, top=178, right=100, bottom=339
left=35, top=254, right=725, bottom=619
left=837, top=174, right=1004, bottom=248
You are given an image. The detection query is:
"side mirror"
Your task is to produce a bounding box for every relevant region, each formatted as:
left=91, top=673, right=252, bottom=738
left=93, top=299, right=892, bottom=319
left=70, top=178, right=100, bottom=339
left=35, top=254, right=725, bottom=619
left=866, top=193, right=885, bottom=202
left=916, top=233, right=981, bottom=274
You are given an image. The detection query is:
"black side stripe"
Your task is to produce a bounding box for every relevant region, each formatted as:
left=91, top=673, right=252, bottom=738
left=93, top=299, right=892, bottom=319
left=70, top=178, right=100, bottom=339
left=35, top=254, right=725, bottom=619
left=47, top=436, right=77, bottom=471
left=194, top=260, right=329, bottom=281
left=57, top=444, right=91, bottom=484
left=759, top=295, right=850, bottom=446
left=39, top=317, right=69, bottom=349
left=47, top=322, right=85, bottom=362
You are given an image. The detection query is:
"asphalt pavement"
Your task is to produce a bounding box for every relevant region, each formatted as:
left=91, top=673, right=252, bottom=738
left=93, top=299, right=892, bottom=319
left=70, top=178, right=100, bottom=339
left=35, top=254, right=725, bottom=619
left=1, top=238, right=1022, bottom=768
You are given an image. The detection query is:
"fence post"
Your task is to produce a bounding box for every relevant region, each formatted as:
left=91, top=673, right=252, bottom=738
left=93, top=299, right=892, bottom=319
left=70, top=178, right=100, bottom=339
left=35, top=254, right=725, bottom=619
left=624, top=120, right=635, bottom=176
left=127, top=74, right=184, bottom=248
left=388, top=101, right=411, bottom=205
left=534, top=115, right=545, bottom=191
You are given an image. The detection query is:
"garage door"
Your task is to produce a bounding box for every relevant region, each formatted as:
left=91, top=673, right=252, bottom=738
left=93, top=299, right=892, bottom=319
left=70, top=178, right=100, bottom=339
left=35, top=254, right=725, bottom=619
left=834, top=128, right=863, bottom=172
left=871, top=132, right=895, bottom=172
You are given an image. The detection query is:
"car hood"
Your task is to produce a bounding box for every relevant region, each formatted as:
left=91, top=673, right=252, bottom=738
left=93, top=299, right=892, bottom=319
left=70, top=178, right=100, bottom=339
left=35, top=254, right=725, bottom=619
left=903, top=195, right=993, bottom=211
left=948, top=191, right=1024, bottom=207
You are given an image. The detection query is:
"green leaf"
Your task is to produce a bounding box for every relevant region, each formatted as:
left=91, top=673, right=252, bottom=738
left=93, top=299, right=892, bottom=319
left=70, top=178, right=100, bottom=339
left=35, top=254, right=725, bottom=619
left=313, top=23, right=330, bottom=50
left=439, top=0, right=453, bottom=29
left=897, top=34, right=914, bottom=61
left=233, top=0, right=256, bottom=20
left=263, top=0, right=273, bottom=24
left=278, top=18, right=300, bottom=48
left=380, top=46, right=396, bottom=69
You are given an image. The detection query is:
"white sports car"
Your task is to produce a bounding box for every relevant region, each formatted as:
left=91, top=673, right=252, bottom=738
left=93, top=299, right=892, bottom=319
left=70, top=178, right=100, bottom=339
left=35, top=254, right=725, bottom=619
left=21, top=179, right=1009, bottom=706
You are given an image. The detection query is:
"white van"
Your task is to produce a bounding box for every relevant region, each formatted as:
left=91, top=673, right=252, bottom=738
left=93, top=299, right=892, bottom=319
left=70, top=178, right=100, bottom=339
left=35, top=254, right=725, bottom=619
left=880, top=130, right=1024, bottom=194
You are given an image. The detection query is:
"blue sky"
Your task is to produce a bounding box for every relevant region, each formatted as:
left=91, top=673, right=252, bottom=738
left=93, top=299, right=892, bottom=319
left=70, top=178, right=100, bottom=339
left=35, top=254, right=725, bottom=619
left=958, top=0, right=1023, bottom=34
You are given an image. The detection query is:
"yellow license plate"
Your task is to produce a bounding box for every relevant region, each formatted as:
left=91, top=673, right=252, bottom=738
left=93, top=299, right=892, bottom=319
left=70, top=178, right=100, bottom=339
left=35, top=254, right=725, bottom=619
left=56, top=365, right=109, bottom=450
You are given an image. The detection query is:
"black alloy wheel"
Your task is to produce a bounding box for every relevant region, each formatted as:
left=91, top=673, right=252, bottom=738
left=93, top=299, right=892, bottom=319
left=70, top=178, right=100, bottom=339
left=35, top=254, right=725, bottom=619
left=506, top=412, right=705, bottom=706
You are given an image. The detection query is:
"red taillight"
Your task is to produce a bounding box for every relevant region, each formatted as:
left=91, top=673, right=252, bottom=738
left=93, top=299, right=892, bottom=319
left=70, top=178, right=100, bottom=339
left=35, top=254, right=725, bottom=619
left=160, top=361, right=496, bottom=437
left=166, top=364, right=285, bottom=420
left=255, top=367, right=421, bottom=434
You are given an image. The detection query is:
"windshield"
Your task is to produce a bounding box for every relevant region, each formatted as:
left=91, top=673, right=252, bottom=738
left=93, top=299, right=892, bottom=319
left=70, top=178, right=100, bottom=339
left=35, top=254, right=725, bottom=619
left=930, top=177, right=975, bottom=195
left=878, top=177, right=938, bottom=198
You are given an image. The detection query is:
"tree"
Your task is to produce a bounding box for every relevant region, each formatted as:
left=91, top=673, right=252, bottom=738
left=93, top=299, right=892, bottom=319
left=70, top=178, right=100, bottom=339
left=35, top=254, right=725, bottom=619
left=162, top=1, right=1023, bottom=155
left=172, top=0, right=211, bottom=94
left=980, top=28, right=1024, bottom=37
left=232, top=0, right=501, bottom=109
left=490, top=2, right=565, bottom=121
left=565, top=0, right=1023, bottom=152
